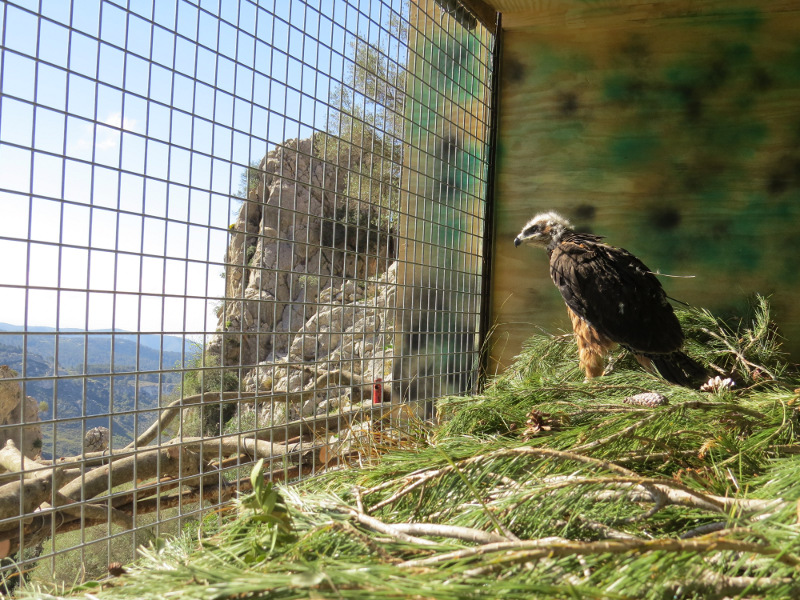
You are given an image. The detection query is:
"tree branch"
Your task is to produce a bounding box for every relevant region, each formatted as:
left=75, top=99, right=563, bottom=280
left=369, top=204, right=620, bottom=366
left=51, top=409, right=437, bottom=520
left=390, top=523, right=508, bottom=544
left=572, top=400, right=766, bottom=453
left=400, top=536, right=800, bottom=572
left=338, top=507, right=439, bottom=546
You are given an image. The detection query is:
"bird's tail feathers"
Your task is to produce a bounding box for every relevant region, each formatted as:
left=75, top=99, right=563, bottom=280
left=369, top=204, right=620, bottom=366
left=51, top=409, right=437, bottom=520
left=647, top=351, right=708, bottom=388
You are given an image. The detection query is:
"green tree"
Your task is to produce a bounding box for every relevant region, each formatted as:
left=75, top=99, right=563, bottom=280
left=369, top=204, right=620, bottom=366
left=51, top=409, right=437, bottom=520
left=236, top=160, right=266, bottom=200
left=169, top=344, right=240, bottom=437
left=320, top=17, right=408, bottom=224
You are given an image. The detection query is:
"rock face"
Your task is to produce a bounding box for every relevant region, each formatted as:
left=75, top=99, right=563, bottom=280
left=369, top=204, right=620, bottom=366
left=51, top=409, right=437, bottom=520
left=84, top=426, right=111, bottom=453
left=207, top=137, right=397, bottom=430
left=0, top=366, right=43, bottom=459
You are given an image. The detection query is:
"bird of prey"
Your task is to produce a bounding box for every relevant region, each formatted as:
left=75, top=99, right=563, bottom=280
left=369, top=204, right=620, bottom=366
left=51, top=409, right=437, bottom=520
left=514, top=211, right=706, bottom=387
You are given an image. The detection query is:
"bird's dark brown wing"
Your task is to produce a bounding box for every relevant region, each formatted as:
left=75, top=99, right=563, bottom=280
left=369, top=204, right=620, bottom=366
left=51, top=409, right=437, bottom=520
left=549, top=234, right=684, bottom=354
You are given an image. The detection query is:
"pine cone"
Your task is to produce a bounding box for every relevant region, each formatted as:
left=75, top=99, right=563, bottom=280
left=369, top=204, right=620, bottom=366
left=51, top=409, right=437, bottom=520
left=522, top=409, right=562, bottom=440
left=623, top=392, right=669, bottom=407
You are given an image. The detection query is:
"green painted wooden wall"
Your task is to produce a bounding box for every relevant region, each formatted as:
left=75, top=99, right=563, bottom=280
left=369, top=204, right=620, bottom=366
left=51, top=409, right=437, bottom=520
left=490, top=0, right=800, bottom=372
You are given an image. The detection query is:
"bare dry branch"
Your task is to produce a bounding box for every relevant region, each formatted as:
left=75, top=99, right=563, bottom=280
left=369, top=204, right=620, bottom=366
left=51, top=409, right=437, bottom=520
left=400, top=536, right=800, bottom=572
left=666, top=572, right=795, bottom=598
left=615, top=449, right=699, bottom=466
left=48, top=495, right=134, bottom=531
left=389, top=523, right=507, bottom=544
left=0, top=440, right=46, bottom=476
left=337, top=507, right=439, bottom=546
left=125, top=382, right=378, bottom=453
left=57, top=446, right=216, bottom=503
left=367, top=446, right=642, bottom=514
left=0, top=473, right=58, bottom=531
left=124, top=391, right=256, bottom=450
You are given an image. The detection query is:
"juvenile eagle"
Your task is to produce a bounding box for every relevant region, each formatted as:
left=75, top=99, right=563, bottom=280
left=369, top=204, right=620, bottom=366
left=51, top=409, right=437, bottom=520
left=514, top=211, right=706, bottom=387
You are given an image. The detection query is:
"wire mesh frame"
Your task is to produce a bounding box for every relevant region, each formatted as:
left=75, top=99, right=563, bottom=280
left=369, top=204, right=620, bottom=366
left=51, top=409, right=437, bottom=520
left=0, top=0, right=496, bottom=585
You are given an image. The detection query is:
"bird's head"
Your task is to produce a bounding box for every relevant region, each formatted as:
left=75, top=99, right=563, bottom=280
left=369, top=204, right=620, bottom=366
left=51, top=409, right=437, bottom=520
left=514, top=211, right=574, bottom=249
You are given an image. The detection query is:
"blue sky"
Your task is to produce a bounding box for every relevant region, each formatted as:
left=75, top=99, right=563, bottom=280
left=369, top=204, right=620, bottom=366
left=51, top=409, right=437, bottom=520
left=0, top=0, right=407, bottom=335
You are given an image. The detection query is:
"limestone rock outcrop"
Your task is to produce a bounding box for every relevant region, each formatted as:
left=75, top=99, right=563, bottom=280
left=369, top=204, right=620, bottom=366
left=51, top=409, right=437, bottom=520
left=84, top=426, right=111, bottom=453
left=206, top=137, right=397, bottom=432
left=0, top=366, right=43, bottom=459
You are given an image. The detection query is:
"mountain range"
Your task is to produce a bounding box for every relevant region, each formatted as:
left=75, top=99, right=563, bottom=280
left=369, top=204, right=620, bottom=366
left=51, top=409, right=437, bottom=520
left=0, top=323, right=200, bottom=457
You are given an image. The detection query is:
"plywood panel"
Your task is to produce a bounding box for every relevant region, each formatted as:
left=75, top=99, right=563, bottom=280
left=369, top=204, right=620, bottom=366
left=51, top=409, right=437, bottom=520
left=490, top=0, right=800, bottom=372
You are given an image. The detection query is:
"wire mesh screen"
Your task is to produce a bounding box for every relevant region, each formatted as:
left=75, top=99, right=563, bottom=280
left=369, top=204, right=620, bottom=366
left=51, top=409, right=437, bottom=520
left=0, top=0, right=496, bottom=586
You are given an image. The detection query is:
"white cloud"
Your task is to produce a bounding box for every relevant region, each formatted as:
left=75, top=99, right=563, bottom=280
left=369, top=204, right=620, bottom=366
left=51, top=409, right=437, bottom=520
left=94, top=112, right=139, bottom=151
left=102, top=112, right=138, bottom=132
left=68, top=112, right=140, bottom=153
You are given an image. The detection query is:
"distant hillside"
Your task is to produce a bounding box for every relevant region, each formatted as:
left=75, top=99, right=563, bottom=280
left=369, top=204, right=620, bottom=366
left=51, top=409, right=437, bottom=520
left=0, top=323, right=195, bottom=353
left=0, top=324, right=195, bottom=457
left=0, top=323, right=194, bottom=373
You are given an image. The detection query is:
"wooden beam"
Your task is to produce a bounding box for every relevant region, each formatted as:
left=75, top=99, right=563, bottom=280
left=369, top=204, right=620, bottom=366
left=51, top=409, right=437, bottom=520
left=461, top=0, right=499, bottom=31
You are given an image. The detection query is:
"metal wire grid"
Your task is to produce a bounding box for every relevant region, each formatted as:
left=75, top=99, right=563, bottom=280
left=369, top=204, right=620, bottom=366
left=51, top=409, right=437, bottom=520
left=0, top=0, right=496, bottom=585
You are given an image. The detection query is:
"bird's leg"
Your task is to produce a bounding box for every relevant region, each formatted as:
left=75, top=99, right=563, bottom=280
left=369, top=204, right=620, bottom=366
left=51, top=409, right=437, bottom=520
left=568, top=311, right=605, bottom=379
left=577, top=337, right=606, bottom=380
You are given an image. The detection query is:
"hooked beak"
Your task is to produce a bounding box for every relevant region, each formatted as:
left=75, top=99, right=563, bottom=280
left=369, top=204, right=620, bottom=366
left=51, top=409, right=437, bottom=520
left=514, top=236, right=522, bottom=247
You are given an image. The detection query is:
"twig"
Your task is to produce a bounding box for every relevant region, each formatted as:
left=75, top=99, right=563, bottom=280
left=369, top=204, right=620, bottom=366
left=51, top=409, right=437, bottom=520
left=389, top=523, right=507, bottom=544
left=680, top=521, right=727, bottom=538
left=57, top=446, right=215, bottom=503
left=701, top=326, right=779, bottom=381
left=574, top=407, right=651, bottom=414
left=562, top=517, right=641, bottom=540
left=361, top=477, right=404, bottom=498
left=399, top=536, right=800, bottom=572
left=162, top=435, right=302, bottom=461
left=589, top=384, right=657, bottom=394
left=530, top=386, right=600, bottom=397
left=116, top=483, right=233, bottom=515
left=615, top=449, right=698, bottom=466
left=714, top=420, right=792, bottom=471
left=48, top=495, right=134, bottom=531
left=353, top=487, right=365, bottom=514
left=627, top=434, right=674, bottom=454
left=124, top=391, right=256, bottom=450
left=767, top=444, right=800, bottom=455
left=612, top=495, right=667, bottom=525
left=572, top=411, right=667, bottom=452
left=592, top=485, right=780, bottom=515
left=330, top=521, right=398, bottom=562
left=436, top=449, right=519, bottom=542
left=367, top=472, right=440, bottom=512
left=368, top=447, right=641, bottom=524
left=125, top=392, right=376, bottom=453
left=499, top=474, right=731, bottom=522
left=339, top=508, right=438, bottom=546
left=662, top=570, right=797, bottom=598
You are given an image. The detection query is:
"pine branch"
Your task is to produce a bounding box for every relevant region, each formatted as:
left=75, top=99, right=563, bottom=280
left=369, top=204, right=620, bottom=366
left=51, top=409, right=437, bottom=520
left=389, top=523, right=508, bottom=544
left=337, top=507, right=439, bottom=547
left=400, top=535, right=800, bottom=572
left=572, top=400, right=767, bottom=452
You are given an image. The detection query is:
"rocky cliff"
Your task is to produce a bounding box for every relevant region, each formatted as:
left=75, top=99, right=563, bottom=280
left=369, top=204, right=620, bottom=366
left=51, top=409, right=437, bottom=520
left=0, top=366, right=42, bottom=459
left=207, top=136, right=397, bottom=430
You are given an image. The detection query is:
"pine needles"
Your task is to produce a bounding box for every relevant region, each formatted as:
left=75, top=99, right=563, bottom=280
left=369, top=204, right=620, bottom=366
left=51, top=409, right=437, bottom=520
left=20, top=297, right=800, bottom=600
